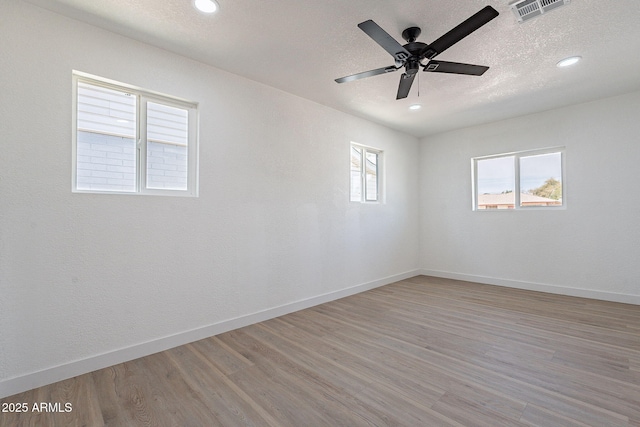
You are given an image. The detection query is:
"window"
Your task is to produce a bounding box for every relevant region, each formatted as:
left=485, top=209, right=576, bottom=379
left=350, top=143, right=382, bottom=202
left=73, top=72, right=198, bottom=196
left=473, top=148, right=564, bottom=210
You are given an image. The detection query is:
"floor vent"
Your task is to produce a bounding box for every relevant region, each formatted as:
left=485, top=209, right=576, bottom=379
left=510, top=0, right=570, bottom=23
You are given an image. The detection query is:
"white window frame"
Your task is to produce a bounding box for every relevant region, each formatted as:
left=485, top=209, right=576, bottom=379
left=472, top=147, right=565, bottom=211
left=72, top=71, right=199, bottom=196
left=350, top=142, right=383, bottom=203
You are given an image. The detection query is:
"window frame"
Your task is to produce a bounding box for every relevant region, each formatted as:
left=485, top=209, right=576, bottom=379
left=350, top=142, right=383, bottom=203
left=72, top=71, right=199, bottom=197
left=472, top=147, right=565, bottom=211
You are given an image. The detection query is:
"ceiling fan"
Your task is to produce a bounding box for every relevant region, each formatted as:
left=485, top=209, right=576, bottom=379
left=335, top=6, right=499, bottom=100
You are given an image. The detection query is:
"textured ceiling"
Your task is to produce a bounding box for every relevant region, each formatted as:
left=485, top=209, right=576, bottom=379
left=23, top=0, right=640, bottom=137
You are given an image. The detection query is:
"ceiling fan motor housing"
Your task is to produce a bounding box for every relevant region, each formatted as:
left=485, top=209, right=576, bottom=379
left=403, top=40, right=429, bottom=73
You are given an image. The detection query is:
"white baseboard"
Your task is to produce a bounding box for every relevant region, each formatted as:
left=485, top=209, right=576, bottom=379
left=419, top=269, right=640, bottom=306
left=0, top=269, right=420, bottom=399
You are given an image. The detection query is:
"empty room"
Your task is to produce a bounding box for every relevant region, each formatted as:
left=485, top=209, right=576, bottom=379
left=1, top=0, right=639, bottom=425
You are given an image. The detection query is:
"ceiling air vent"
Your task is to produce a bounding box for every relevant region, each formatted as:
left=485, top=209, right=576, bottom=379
left=510, top=0, right=570, bottom=23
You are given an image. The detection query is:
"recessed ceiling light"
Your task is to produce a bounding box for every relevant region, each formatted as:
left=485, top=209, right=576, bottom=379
left=556, top=56, right=581, bottom=68
left=194, top=0, right=219, bottom=13
left=409, top=104, right=422, bottom=110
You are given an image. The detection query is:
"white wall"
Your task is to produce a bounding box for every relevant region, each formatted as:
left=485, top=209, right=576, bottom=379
left=0, top=1, right=420, bottom=397
left=419, top=90, right=640, bottom=303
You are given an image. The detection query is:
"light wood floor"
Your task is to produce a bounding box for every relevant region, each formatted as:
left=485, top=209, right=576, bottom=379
left=2, top=275, right=640, bottom=426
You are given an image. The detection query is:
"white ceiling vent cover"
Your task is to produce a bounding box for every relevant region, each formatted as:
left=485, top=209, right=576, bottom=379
left=510, top=0, right=570, bottom=23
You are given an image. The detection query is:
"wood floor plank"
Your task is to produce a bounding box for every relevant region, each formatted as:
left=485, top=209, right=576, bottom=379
left=91, top=364, right=138, bottom=426
left=47, top=374, right=104, bottom=427
left=164, top=344, right=278, bottom=426
left=520, top=403, right=594, bottom=427
left=219, top=328, right=398, bottom=426
left=431, top=391, right=531, bottom=427
left=189, top=336, right=254, bottom=377
left=256, top=317, right=449, bottom=408
left=2, top=275, right=640, bottom=426
left=108, top=359, right=173, bottom=427
left=133, top=351, right=220, bottom=426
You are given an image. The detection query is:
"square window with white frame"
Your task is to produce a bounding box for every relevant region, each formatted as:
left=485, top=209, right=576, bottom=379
left=73, top=72, right=199, bottom=196
left=472, top=148, right=564, bottom=210
left=350, top=143, right=382, bottom=203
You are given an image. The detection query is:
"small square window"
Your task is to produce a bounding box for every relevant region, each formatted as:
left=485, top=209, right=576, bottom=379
left=73, top=72, right=198, bottom=196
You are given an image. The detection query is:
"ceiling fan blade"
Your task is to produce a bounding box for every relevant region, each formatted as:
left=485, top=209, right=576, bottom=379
left=396, top=73, right=416, bottom=100
left=424, top=60, right=489, bottom=76
left=429, top=6, right=499, bottom=57
left=358, top=20, right=411, bottom=62
left=335, top=65, right=398, bottom=83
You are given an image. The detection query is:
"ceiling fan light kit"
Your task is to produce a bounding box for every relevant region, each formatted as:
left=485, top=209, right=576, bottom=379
left=335, top=5, right=499, bottom=100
